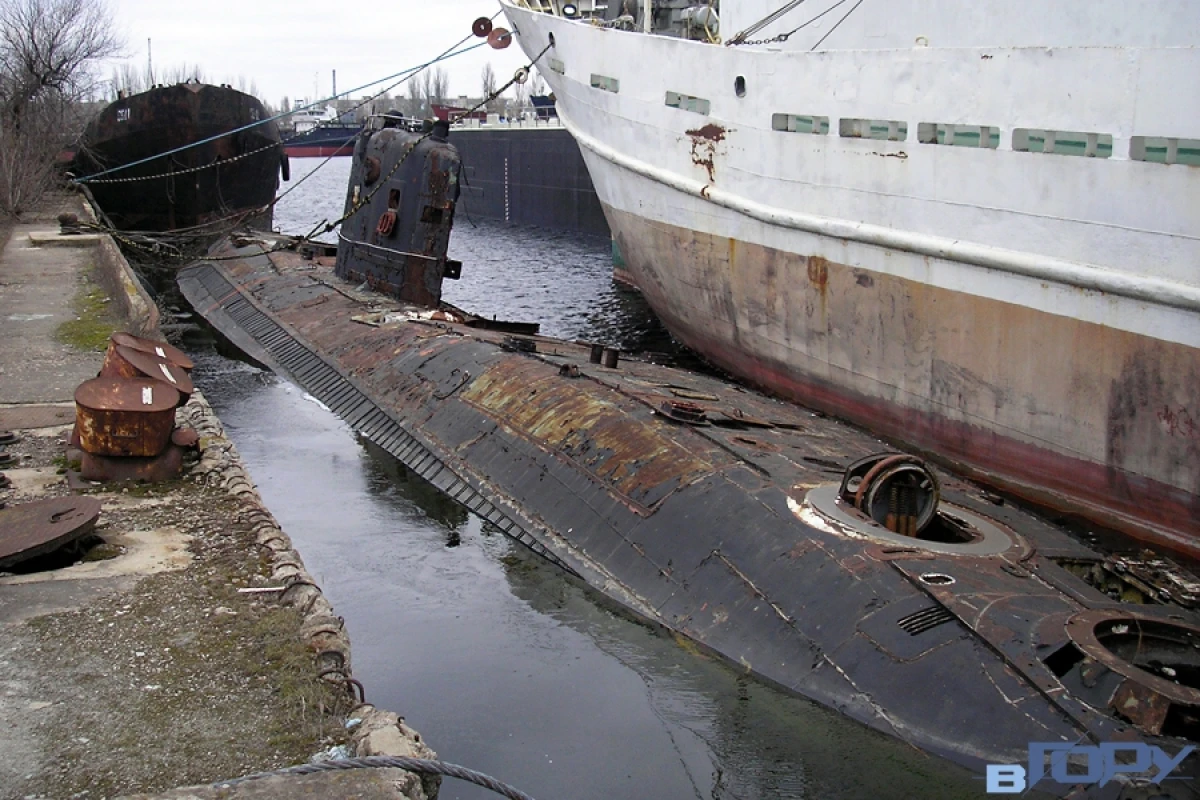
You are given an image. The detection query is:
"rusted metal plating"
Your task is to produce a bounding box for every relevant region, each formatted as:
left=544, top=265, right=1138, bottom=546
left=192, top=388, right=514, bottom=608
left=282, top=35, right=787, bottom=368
left=100, top=344, right=193, bottom=405
left=0, top=496, right=103, bottom=569
left=109, top=331, right=194, bottom=372
left=334, top=125, right=462, bottom=307
left=179, top=239, right=1200, bottom=792
left=75, top=376, right=179, bottom=457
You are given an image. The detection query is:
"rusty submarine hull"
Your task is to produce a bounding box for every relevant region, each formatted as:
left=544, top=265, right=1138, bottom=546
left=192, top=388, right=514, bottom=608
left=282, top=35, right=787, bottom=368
left=178, top=116, right=1200, bottom=797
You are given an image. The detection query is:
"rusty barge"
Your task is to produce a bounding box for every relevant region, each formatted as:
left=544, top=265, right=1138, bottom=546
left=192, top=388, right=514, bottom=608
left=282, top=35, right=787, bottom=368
left=73, top=82, right=287, bottom=232
left=178, top=116, right=1200, bottom=796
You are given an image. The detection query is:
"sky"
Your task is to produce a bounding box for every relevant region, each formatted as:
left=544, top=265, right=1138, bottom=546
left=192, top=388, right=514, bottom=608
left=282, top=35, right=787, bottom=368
left=101, top=0, right=529, bottom=109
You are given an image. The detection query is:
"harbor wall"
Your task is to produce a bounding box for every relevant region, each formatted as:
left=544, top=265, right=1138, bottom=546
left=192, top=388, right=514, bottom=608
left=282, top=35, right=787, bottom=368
left=79, top=196, right=161, bottom=337
left=1, top=190, right=442, bottom=798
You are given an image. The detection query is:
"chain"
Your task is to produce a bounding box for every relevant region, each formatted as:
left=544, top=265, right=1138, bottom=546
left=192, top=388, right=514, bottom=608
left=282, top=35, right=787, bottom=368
left=728, top=33, right=791, bottom=45
left=322, top=41, right=554, bottom=236
left=84, top=40, right=556, bottom=265
left=75, top=37, right=491, bottom=186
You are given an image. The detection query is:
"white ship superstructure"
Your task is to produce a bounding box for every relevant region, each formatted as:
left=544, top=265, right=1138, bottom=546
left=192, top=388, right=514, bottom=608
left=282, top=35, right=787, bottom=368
left=500, top=0, right=1200, bottom=551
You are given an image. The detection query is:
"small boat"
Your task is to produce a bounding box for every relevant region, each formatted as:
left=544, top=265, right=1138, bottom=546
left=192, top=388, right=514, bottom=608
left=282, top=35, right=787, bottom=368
left=73, top=82, right=286, bottom=232
left=281, top=105, right=362, bottom=157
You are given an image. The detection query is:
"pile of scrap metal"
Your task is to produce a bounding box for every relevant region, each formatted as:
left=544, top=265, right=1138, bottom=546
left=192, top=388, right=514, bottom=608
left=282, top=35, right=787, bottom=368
left=70, top=332, right=200, bottom=483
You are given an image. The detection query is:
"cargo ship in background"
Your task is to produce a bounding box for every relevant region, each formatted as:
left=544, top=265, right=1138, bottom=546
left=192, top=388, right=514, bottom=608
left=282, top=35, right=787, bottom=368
left=73, top=82, right=286, bottom=231
left=281, top=105, right=362, bottom=157
left=499, top=0, right=1200, bottom=555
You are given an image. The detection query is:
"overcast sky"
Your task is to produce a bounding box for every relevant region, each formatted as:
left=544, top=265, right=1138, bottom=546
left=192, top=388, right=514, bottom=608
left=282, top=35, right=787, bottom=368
left=102, top=0, right=528, bottom=108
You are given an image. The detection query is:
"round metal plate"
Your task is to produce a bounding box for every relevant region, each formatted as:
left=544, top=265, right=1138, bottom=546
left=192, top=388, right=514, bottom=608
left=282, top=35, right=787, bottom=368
left=114, top=346, right=194, bottom=397
left=110, top=332, right=194, bottom=371
left=488, top=27, right=512, bottom=49
left=0, top=496, right=103, bottom=569
left=472, top=16, right=493, bottom=37
left=75, top=376, right=180, bottom=412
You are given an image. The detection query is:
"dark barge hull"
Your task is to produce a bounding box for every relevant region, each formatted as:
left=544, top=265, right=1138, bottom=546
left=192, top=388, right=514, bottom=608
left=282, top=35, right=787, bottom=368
left=452, top=126, right=609, bottom=237
left=74, top=83, right=284, bottom=232
left=180, top=240, right=1200, bottom=797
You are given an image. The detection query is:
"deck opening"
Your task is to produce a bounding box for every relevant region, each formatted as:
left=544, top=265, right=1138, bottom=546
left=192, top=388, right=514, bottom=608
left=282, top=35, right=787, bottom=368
left=1043, top=641, right=1086, bottom=678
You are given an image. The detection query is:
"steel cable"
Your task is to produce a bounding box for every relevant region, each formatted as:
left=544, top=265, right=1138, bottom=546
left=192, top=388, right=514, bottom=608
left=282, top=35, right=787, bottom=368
left=81, top=40, right=556, bottom=266
left=215, top=756, right=538, bottom=800
left=71, top=17, right=500, bottom=186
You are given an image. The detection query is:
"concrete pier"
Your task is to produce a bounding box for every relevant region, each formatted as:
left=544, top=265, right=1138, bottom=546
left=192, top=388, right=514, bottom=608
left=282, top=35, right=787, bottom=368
left=0, top=192, right=435, bottom=799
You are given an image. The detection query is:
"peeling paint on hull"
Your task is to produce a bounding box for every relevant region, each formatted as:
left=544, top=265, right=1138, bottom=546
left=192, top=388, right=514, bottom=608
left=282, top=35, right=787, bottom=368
left=605, top=206, right=1200, bottom=557
left=179, top=243, right=1200, bottom=793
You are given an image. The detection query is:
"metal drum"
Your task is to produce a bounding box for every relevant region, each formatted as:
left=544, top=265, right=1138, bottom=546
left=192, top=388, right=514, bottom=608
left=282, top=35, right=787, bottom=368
left=74, top=377, right=180, bottom=457
left=109, top=331, right=194, bottom=372
left=99, top=345, right=193, bottom=406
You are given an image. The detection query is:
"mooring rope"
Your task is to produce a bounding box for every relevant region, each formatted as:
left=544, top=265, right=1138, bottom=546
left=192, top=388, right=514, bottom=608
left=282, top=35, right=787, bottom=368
left=215, top=756, right=539, bottom=800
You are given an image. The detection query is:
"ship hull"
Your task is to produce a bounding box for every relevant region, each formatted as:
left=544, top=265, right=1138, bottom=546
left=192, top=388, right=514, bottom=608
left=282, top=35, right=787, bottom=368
left=282, top=124, right=361, bottom=158
left=501, top=2, right=1200, bottom=553
left=451, top=126, right=608, bottom=236
left=284, top=143, right=354, bottom=158
left=75, top=84, right=283, bottom=232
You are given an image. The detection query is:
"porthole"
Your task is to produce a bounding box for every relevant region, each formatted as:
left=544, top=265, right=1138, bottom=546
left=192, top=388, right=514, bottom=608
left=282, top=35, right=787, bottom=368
left=734, top=75, right=746, bottom=98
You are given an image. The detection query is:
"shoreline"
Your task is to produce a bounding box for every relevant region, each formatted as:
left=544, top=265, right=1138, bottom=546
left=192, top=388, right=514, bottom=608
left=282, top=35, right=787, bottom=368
left=0, top=190, right=436, bottom=799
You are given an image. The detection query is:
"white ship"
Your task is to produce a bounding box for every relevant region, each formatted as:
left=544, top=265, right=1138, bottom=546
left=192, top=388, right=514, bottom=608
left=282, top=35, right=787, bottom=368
left=499, top=0, right=1200, bottom=553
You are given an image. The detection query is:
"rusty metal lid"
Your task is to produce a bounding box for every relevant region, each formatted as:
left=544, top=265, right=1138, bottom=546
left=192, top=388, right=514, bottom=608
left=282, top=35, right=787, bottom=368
left=110, top=332, right=194, bottom=371
left=0, top=496, right=103, bottom=569
left=74, top=376, right=180, bottom=412
left=113, top=346, right=194, bottom=396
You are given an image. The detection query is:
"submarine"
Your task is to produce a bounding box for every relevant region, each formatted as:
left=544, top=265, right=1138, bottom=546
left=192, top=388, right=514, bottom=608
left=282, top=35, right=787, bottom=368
left=178, top=113, right=1200, bottom=798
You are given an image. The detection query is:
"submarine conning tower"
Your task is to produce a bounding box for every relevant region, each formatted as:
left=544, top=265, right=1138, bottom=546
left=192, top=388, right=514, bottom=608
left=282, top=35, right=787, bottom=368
left=334, top=116, right=462, bottom=307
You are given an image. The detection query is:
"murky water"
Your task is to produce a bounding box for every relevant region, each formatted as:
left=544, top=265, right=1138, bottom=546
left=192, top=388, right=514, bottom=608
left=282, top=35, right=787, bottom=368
left=189, top=156, right=982, bottom=799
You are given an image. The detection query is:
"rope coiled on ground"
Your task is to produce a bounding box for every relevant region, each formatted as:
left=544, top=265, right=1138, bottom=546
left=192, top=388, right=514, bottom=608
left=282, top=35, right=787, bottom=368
left=215, top=756, right=538, bottom=800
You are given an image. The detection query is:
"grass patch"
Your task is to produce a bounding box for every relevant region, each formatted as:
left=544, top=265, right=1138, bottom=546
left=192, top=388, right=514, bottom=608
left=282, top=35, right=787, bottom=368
left=55, top=267, right=118, bottom=351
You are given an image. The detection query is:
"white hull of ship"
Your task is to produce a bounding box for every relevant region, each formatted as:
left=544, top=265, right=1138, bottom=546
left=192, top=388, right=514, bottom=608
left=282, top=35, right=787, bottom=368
left=500, top=1, right=1200, bottom=550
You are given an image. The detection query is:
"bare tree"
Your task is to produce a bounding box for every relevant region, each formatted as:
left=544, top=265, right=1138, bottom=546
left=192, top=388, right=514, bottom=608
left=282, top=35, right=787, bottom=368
left=481, top=63, right=497, bottom=112
left=430, top=67, right=448, bottom=109
left=405, top=77, right=423, bottom=119
left=111, top=63, right=145, bottom=97
left=419, top=70, right=434, bottom=116
left=434, top=68, right=448, bottom=105
left=0, top=0, right=122, bottom=214
left=161, top=63, right=205, bottom=85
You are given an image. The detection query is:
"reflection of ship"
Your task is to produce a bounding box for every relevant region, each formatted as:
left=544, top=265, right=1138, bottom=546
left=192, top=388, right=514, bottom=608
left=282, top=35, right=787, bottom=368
left=74, top=82, right=286, bottom=231
left=181, top=115, right=1200, bottom=796
left=499, top=0, right=1200, bottom=556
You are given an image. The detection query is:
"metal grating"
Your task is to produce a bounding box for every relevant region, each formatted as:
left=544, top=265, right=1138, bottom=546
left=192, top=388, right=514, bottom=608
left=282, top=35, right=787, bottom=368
left=896, top=605, right=956, bottom=636
left=189, top=263, right=579, bottom=577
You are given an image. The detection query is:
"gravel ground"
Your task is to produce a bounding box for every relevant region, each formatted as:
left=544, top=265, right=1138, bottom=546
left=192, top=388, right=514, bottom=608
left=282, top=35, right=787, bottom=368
left=0, top=420, right=355, bottom=800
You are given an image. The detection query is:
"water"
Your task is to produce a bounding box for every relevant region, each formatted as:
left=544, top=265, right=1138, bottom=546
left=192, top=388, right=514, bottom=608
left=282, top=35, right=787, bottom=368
left=189, top=157, right=982, bottom=799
